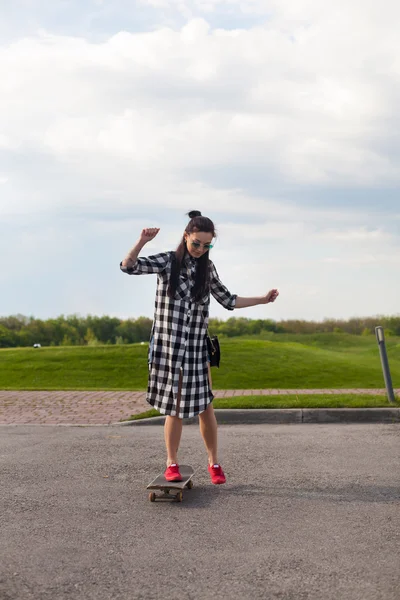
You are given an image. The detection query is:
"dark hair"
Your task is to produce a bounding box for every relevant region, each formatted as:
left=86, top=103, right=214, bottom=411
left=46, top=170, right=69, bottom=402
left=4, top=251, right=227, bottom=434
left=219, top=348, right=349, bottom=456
left=168, top=211, right=216, bottom=302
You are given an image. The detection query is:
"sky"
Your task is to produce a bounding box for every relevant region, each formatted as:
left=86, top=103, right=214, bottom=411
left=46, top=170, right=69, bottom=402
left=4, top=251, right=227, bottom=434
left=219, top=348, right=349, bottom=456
left=1, top=0, right=399, bottom=323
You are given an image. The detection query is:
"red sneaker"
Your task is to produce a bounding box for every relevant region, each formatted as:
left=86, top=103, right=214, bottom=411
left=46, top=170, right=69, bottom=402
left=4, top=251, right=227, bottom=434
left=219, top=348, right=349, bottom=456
left=164, top=464, right=182, bottom=482
left=208, top=464, right=226, bottom=485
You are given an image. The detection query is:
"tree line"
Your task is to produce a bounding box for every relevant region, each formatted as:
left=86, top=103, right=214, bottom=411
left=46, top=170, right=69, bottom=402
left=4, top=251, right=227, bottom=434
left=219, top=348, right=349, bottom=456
left=0, top=314, right=399, bottom=348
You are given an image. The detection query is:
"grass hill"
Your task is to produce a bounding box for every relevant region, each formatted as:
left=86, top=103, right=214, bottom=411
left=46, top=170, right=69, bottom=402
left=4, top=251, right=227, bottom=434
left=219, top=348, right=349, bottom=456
left=1, top=333, right=399, bottom=391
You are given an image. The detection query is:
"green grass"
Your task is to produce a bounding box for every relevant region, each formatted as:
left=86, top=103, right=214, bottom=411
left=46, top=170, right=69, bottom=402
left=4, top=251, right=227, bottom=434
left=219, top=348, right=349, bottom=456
left=0, top=333, right=399, bottom=391
left=127, top=394, right=400, bottom=420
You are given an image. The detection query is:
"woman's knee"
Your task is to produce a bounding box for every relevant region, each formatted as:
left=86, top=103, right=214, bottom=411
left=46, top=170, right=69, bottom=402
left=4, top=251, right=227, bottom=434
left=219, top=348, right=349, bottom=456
left=199, top=403, right=214, bottom=421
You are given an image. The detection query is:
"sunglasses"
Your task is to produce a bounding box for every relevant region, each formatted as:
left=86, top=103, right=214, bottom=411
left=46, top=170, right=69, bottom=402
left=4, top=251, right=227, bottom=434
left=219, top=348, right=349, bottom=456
left=190, top=241, right=213, bottom=250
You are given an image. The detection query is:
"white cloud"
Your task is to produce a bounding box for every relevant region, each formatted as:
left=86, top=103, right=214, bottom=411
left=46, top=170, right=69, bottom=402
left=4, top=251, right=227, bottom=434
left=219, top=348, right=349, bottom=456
left=1, top=2, right=400, bottom=320
left=316, top=228, right=393, bottom=242
left=218, top=221, right=307, bottom=241
left=322, top=254, right=400, bottom=267
left=1, top=8, right=399, bottom=218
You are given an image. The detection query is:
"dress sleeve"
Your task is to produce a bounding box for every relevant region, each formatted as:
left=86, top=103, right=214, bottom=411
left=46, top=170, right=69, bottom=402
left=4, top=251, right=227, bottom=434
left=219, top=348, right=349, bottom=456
left=209, top=261, right=237, bottom=310
left=120, top=252, right=171, bottom=275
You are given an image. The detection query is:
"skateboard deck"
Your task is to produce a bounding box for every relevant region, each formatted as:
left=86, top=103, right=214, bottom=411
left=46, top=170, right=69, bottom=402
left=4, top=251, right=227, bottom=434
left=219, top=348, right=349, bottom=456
left=147, top=465, right=195, bottom=502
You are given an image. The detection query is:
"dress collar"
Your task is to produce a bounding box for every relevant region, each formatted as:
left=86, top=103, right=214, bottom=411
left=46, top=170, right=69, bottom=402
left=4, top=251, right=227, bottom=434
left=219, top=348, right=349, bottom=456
left=183, top=252, right=197, bottom=267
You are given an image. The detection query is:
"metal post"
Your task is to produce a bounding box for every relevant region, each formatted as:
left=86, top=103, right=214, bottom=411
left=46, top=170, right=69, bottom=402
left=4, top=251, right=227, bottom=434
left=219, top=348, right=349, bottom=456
left=375, top=326, right=396, bottom=403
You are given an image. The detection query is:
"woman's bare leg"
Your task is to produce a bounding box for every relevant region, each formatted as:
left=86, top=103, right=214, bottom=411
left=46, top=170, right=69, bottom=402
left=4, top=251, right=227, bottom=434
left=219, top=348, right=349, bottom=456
left=164, top=369, right=183, bottom=467
left=199, top=364, right=219, bottom=465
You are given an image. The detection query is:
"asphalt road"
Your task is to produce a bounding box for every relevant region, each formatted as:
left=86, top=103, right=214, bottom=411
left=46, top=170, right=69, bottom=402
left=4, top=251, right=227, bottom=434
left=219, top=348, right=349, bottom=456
left=1, top=423, right=399, bottom=600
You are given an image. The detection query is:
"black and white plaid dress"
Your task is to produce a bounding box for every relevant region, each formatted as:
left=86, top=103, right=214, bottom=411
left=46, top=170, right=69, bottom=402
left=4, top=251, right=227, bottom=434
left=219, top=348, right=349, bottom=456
left=120, top=251, right=237, bottom=418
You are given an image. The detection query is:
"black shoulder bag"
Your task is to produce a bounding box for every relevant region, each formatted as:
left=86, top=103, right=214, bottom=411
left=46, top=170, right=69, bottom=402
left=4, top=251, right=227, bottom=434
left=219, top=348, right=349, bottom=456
left=206, top=334, right=220, bottom=368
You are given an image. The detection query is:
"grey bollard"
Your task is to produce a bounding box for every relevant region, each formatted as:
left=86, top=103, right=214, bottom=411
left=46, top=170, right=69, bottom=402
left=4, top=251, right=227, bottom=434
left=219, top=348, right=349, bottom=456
left=375, top=326, right=396, bottom=403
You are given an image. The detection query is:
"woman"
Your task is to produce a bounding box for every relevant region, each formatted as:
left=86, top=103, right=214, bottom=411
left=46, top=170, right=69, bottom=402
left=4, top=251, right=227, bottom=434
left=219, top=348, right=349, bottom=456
left=120, top=211, right=279, bottom=485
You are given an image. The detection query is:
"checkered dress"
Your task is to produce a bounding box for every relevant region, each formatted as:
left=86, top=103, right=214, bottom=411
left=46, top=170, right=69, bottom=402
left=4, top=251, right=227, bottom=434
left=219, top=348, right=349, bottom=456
left=120, top=251, right=237, bottom=418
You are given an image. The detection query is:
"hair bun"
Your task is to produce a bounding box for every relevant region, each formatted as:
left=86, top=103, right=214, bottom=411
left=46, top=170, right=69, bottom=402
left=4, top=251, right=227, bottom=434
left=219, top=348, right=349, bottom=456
left=188, top=210, right=202, bottom=219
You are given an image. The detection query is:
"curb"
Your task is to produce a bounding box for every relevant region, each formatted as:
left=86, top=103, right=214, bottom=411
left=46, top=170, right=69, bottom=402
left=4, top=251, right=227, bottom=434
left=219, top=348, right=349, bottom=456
left=118, top=408, right=400, bottom=426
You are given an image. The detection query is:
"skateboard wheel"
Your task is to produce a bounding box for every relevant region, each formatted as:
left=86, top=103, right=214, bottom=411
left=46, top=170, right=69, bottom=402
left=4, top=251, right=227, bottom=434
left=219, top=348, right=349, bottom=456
left=177, top=491, right=183, bottom=502
left=149, top=492, right=156, bottom=502
left=187, top=480, right=193, bottom=490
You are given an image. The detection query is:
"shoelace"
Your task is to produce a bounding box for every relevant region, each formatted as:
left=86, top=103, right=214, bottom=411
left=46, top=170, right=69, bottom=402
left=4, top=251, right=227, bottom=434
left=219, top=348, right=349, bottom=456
left=211, top=465, right=222, bottom=474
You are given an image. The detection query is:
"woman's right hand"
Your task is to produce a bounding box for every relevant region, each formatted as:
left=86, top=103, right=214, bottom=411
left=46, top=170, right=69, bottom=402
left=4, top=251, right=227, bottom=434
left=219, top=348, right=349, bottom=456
left=139, top=228, right=160, bottom=244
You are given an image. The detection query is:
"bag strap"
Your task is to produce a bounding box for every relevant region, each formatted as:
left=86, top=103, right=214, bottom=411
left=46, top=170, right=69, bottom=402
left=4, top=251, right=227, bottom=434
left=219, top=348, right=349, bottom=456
left=207, top=332, right=216, bottom=355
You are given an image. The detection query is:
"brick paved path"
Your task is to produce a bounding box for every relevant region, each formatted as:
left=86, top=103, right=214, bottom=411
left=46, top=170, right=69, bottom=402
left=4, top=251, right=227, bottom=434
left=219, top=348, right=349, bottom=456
left=0, top=389, right=397, bottom=426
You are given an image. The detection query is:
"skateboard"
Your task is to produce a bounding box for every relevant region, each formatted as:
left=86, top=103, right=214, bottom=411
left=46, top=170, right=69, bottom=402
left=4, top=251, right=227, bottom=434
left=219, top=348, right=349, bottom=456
left=147, top=465, right=195, bottom=502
